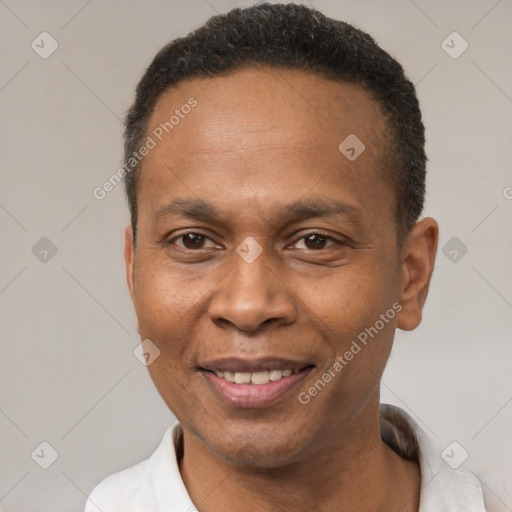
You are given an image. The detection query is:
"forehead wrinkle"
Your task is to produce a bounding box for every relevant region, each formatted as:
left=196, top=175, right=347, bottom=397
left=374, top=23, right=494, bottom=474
left=184, top=142, right=320, bottom=155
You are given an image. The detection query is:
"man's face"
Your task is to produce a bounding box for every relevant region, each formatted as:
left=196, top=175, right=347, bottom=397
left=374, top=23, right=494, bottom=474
left=126, top=68, right=409, bottom=466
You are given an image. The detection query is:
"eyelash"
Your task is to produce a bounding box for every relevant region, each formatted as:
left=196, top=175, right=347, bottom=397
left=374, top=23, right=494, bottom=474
left=166, top=231, right=345, bottom=250
left=167, top=231, right=218, bottom=249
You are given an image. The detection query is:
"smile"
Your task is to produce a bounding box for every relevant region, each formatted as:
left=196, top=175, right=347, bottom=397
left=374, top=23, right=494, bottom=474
left=199, top=359, right=315, bottom=407
left=213, top=368, right=298, bottom=384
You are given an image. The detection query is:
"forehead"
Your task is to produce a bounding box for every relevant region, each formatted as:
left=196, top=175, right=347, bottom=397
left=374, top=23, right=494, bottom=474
left=137, top=67, right=394, bottom=229
left=147, top=67, right=387, bottom=154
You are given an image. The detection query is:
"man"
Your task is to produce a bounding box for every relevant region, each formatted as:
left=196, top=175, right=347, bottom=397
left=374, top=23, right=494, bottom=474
left=85, top=3, right=488, bottom=511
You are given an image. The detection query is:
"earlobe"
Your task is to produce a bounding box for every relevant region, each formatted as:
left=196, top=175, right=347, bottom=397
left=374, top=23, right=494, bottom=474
left=124, top=225, right=135, bottom=300
left=396, top=218, right=439, bottom=331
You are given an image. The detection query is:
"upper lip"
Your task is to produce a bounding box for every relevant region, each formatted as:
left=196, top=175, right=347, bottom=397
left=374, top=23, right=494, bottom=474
left=198, top=357, right=314, bottom=374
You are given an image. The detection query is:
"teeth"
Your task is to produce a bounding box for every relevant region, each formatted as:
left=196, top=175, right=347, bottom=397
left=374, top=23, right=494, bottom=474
left=269, top=370, right=283, bottom=381
left=223, top=371, right=235, bottom=383
left=213, top=369, right=297, bottom=385
left=251, top=371, right=269, bottom=384
left=234, top=372, right=251, bottom=384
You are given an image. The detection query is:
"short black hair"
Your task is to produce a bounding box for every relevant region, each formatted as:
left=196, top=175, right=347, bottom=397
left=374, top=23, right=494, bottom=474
left=124, top=2, right=426, bottom=245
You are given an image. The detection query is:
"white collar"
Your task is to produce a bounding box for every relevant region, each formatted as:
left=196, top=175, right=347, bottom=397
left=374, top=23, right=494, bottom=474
left=379, top=404, right=486, bottom=511
left=87, top=404, right=488, bottom=511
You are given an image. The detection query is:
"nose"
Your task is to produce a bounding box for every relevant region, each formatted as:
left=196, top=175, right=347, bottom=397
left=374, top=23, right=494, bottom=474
left=208, top=249, right=297, bottom=332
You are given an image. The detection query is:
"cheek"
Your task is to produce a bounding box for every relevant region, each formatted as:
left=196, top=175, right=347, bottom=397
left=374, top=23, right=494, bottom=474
left=132, top=257, right=208, bottom=415
left=306, top=281, right=397, bottom=402
left=302, top=261, right=400, bottom=388
left=131, top=256, right=204, bottom=371
left=133, top=253, right=198, bottom=325
left=309, top=264, right=397, bottom=334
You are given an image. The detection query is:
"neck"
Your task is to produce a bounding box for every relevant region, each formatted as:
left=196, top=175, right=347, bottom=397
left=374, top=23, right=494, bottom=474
left=178, top=400, right=420, bottom=512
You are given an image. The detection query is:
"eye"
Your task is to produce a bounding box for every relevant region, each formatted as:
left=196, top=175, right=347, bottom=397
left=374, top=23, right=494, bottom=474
left=292, top=233, right=339, bottom=250
left=169, top=232, right=219, bottom=250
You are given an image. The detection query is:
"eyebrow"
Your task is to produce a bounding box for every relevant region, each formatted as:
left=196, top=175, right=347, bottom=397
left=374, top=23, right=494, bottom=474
left=281, top=199, right=361, bottom=224
left=153, top=197, right=361, bottom=225
left=153, top=198, right=217, bottom=223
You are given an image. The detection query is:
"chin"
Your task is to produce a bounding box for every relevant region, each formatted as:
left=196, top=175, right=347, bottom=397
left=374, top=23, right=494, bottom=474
left=197, top=419, right=312, bottom=468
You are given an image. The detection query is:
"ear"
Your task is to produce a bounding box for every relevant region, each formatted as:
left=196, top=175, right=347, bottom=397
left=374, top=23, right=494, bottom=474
left=396, top=217, right=439, bottom=331
left=124, top=225, right=135, bottom=300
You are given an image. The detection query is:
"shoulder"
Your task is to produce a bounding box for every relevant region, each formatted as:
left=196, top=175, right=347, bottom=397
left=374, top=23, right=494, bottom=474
left=84, top=426, right=178, bottom=512
left=380, top=404, right=501, bottom=511
left=380, top=404, right=512, bottom=511
left=479, top=471, right=512, bottom=512
left=84, top=457, right=155, bottom=512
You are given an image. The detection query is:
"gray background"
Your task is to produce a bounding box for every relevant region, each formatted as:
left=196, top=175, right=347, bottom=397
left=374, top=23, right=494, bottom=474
left=1, top=1, right=511, bottom=511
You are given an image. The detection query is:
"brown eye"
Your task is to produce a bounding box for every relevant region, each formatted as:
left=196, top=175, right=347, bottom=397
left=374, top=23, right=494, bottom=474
left=167, top=231, right=221, bottom=252
left=175, top=233, right=208, bottom=249
left=304, top=234, right=328, bottom=250
left=291, top=233, right=339, bottom=251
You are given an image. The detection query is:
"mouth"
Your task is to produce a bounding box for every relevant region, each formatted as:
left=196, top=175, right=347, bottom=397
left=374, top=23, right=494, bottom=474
left=198, top=358, right=315, bottom=407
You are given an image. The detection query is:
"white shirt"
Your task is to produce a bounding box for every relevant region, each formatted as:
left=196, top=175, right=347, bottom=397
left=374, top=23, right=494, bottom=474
left=85, top=404, right=489, bottom=511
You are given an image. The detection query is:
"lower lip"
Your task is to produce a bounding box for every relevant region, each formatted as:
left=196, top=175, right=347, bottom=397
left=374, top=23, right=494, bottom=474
left=200, top=368, right=313, bottom=408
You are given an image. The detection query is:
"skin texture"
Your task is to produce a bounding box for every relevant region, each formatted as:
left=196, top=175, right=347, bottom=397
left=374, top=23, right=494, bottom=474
left=124, top=67, right=438, bottom=512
